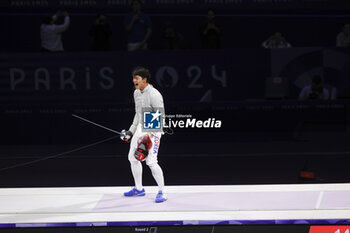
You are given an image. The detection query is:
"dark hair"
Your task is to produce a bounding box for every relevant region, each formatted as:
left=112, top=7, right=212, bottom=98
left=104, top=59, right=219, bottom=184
left=42, top=16, right=53, bottom=25
left=132, top=66, right=150, bottom=82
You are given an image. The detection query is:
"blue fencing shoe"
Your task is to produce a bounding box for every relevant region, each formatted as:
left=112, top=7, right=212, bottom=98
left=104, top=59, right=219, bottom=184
left=155, top=190, right=168, bottom=203
left=124, top=187, right=146, bottom=197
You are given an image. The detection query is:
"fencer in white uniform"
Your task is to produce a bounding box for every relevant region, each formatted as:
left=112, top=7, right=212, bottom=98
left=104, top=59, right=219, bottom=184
left=120, top=67, right=167, bottom=203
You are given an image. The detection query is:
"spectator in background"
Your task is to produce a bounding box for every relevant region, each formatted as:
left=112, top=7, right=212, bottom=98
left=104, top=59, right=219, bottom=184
left=158, top=24, right=185, bottom=50
left=124, top=0, right=152, bottom=51
left=89, top=13, right=112, bottom=51
left=299, top=75, right=329, bottom=100
left=199, top=9, right=222, bottom=49
left=40, top=11, right=70, bottom=52
left=262, top=32, right=291, bottom=48
left=336, top=23, right=350, bottom=47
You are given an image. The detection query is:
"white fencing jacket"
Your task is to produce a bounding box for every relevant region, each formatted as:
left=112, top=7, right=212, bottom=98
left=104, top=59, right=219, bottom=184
left=129, top=84, right=164, bottom=134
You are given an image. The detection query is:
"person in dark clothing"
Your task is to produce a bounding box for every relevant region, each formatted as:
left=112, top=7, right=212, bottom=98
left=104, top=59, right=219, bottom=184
left=299, top=75, right=329, bottom=100
left=158, top=25, right=186, bottom=50
left=124, top=0, right=152, bottom=51
left=89, top=13, right=112, bottom=51
left=199, top=9, right=222, bottom=49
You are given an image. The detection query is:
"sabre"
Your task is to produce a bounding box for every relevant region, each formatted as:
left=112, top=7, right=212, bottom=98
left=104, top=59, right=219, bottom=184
left=72, top=114, right=121, bottom=135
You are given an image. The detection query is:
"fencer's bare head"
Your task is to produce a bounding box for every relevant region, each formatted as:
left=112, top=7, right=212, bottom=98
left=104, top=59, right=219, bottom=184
left=132, top=67, right=150, bottom=90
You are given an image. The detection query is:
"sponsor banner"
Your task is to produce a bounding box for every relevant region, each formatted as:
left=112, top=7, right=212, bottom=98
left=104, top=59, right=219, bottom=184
left=0, top=50, right=270, bottom=104
left=1, top=48, right=350, bottom=105
left=3, top=0, right=348, bottom=9
left=0, top=100, right=347, bottom=145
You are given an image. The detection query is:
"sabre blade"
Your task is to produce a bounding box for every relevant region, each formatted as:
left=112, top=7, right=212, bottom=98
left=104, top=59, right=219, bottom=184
left=72, top=114, right=121, bottom=135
